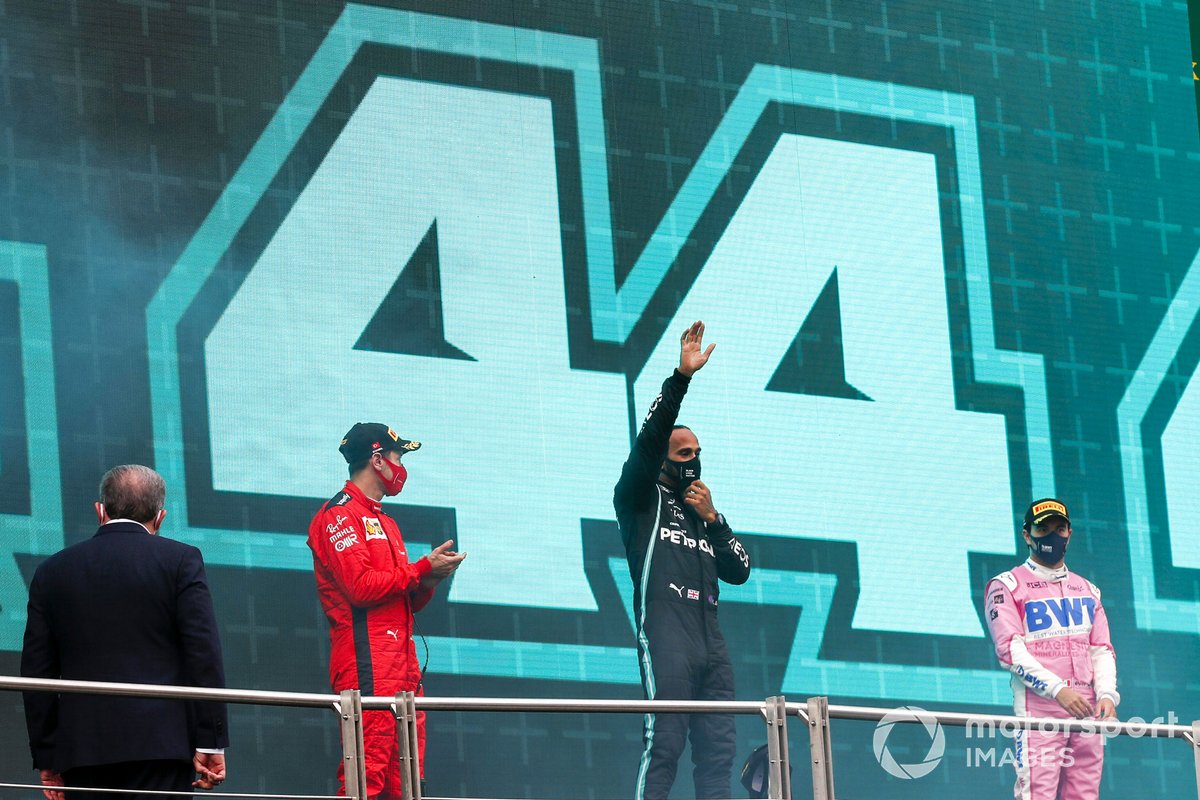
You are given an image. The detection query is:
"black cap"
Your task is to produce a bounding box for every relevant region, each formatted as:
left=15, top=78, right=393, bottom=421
left=338, top=422, right=421, bottom=464
left=1024, top=498, right=1069, bottom=529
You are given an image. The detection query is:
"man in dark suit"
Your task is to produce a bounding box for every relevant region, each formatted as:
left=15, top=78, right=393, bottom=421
left=21, top=464, right=229, bottom=800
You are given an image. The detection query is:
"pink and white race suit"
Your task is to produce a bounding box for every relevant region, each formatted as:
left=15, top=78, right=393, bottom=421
left=985, top=558, right=1119, bottom=800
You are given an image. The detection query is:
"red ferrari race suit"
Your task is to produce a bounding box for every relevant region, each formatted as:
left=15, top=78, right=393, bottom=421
left=985, top=558, right=1118, bottom=800
left=308, top=481, right=435, bottom=799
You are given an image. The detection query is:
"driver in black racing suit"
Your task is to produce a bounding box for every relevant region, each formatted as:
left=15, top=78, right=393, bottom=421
left=615, top=321, right=752, bottom=800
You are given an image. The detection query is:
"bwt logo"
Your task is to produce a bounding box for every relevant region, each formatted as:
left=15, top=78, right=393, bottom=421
left=1014, top=665, right=1048, bottom=692
left=1025, top=597, right=1097, bottom=632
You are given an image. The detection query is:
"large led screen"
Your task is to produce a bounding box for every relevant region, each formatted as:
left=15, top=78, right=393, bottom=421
left=1, top=1, right=1198, bottom=796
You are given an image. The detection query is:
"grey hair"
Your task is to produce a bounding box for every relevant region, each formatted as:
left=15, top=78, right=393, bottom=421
left=98, top=465, right=166, bottom=524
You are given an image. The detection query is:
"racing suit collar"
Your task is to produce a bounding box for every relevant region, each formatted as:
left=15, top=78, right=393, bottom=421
left=342, top=480, right=382, bottom=514
left=1024, top=557, right=1069, bottom=583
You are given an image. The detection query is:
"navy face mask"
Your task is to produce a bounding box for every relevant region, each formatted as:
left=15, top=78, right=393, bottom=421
left=1029, top=532, right=1069, bottom=564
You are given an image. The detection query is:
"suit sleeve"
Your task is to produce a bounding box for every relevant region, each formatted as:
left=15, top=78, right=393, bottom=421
left=613, top=370, right=691, bottom=526
left=176, top=548, right=229, bottom=749
left=985, top=576, right=1065, bottom=700
left=20, top=567, right=59, bottom=769
left=309, top=507, right=432, bottom=607
left=1087, top=585, right=1119, bottom=705
left=706, top=516, right=751, bottom=585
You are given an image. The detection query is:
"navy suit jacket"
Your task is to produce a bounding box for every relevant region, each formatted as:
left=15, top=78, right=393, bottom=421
left=20, top=521, right=229, bottom=772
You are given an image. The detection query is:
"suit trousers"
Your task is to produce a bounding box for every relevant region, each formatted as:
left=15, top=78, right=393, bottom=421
left=63, top=759, right=194, bottom=800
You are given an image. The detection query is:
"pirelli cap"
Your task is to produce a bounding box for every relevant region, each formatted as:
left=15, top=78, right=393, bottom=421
left=1024, top=498, right=1069, bottom=529
left=338, top=422, right=421, bottom=464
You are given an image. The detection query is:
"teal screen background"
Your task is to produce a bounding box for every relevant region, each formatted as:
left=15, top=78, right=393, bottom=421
left=0, top=1, right=1198, bottom=796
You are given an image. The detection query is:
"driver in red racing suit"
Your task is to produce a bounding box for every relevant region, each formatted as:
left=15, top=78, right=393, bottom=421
left=308, top=423, right=465, bottom=799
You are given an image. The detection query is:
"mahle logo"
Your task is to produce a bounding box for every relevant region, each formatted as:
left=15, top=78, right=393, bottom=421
left=873, top=706, right=946, bottom=780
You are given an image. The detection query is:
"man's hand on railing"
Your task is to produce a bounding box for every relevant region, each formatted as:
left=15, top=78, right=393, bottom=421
left=193, top=751, right=226, bottom=790
left=38, top=768, right=64, bottom=800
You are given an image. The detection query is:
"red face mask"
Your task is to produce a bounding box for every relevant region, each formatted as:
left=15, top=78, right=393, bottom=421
left=373, top=456, right=408, bottom=496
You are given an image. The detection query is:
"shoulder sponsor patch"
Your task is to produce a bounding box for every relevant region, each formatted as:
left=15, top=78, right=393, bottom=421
left=326, top=514, right=359, bottom=552
left=325, top=513, right=354, bottom=536
left=362, top=517, right=388, bottom=541
left=994, top=571, right=1018, bottom=591
left=330, top=531, right=359, bottom=552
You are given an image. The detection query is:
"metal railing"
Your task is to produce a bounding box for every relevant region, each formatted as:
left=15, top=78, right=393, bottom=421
left=3, top=675, right=1198, bottom=800
left=800, top=699, right=1200, bottom=800
left=0, top=677, right=792, bottom=800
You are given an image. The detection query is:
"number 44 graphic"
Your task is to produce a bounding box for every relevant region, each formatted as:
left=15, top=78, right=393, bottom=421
left=0, top=6, right=1078, bottom=705
left=0, top=243, right=64, bottom=648
left=144, top=5, right=1052, bottom=704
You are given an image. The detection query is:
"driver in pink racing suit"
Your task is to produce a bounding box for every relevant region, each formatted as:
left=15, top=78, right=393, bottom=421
left=984, top=498, right=1119, bottom=800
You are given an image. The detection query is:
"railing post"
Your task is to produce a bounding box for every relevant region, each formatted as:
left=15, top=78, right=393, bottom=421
left=395, top=691, right=422, bottom=800
left=338, top=689, right=368, bottom=800
left=764, top=696, right=792, bottom=799
left=805, top=696, right=835, bottom=800
left=1192, top=720, right=1200, bottom=800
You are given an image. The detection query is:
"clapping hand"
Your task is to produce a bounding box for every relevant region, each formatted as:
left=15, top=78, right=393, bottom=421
left=423, top=539, right=466, bottom=585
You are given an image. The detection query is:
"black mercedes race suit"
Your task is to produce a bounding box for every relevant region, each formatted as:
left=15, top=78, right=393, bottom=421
left=614, top=369, right=752, bottom=800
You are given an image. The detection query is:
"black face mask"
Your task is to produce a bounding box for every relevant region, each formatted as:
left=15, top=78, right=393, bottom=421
left=1029, top=532, right=1069, bottom=564
left=664, top=456, right=701, bottom=490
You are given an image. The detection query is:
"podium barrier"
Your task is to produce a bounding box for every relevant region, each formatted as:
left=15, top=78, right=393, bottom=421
left=803, top=699, right=1200, bottom=799
left=4, top=676, right=1199, bottom=800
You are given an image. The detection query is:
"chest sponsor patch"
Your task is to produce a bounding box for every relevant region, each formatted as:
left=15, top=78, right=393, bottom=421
left=363, top=517, right=388, bottom=541
left=1025, top=596, right=1097, bottom=633
left=659, top=526, right=715, bottom=556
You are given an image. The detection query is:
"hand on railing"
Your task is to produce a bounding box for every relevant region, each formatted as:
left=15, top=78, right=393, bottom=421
left=37, top=768, right=64, bottom=800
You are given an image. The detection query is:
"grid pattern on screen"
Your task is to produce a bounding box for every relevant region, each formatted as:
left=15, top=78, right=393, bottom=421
left=0, top=1, right=1198, bottom=797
